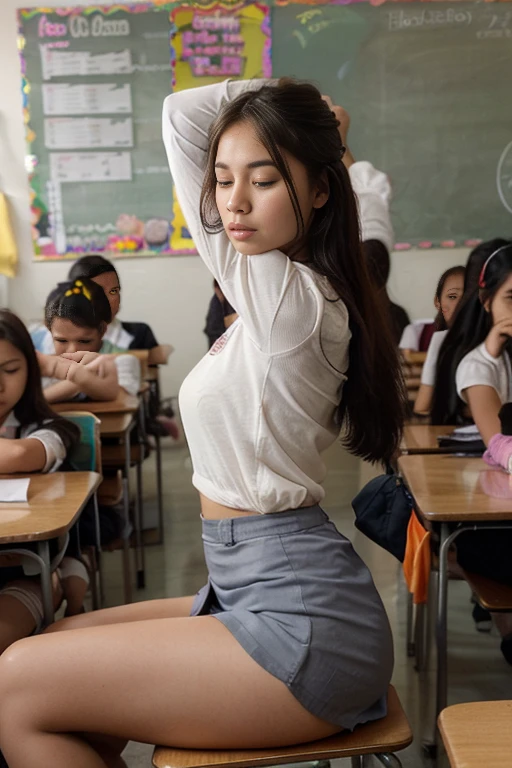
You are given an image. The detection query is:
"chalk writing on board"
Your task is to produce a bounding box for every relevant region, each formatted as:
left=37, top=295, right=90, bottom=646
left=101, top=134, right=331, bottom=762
left=497, top=141, right=512, bottom=216
left=40, top=47, right=131, bottom=79
left=477, top=10, right=512, bottom=39
left=42, top=83, right=132, bottom=116
left=388, top=8, right=472, bottom=32
left=50, top=151, right=132, bottom=183
left=44, top=117, right=133, bottom=150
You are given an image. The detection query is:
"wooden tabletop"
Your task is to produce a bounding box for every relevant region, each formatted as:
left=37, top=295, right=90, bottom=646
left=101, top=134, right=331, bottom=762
left=99, top=412, right=135, bottom=437
left=439, top=701, right=512, bottom=767
left=398, top=454, right=512, bottom=522
left=54, top=392, right=139, bottom=415
left=0, top=472, right=102, bottom=543
left=401, top=425, right=458, bottom=454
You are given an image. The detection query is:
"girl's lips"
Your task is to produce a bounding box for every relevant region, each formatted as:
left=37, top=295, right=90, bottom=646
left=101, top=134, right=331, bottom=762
left=229, top=229, right=257, bottom=241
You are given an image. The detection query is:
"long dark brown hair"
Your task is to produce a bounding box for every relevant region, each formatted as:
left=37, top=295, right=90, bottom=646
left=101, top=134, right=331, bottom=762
left=200, top=79, right=405, bottom=464
left=0, top=309, right=79, bottom=450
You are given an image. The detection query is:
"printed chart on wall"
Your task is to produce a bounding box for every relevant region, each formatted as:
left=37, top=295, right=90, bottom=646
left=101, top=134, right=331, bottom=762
left=18, top=3, right=271, bottom=260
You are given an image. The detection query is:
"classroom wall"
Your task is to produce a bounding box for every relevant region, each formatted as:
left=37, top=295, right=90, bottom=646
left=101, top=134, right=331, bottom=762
left=0, top=0, right=469, bottom=397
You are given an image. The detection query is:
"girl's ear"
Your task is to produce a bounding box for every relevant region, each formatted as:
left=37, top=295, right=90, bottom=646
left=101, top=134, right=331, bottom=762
left=434, top=296, right=441, bottom=312
left=312, top=171, right=330, bottom=210
left=98, top=322, right=108, bottom=339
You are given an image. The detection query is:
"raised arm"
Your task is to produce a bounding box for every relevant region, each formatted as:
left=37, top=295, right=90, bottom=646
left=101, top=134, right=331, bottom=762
left=162, top=80, right=321, bottom=354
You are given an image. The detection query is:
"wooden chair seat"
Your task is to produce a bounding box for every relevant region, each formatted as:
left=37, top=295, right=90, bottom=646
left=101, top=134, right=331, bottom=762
left=153, top=686, right=412, bottom=768
left=462, top=570, right=512, bottom=611
left=439, top=700, right=512, bottom=767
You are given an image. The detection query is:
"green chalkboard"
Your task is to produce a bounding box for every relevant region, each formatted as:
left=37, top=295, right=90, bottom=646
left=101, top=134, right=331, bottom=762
left=20, top=6, right=175, bottom=258
left=20, top=2, right=512, bottom=255
left=272, top=2, right=512, bottom=247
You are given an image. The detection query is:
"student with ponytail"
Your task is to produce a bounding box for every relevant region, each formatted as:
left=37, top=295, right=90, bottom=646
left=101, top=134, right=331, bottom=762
left=41, top=277, right=140, bottom=401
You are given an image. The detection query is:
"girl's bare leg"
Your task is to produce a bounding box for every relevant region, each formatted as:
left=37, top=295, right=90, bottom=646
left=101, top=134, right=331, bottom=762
left=45, top=595, right=196, bottom=633
left=0, top=614, right=339, bottom=768
left=0, top=578, right=63, bottom=654
left=44, top=594, right=197, bottom=763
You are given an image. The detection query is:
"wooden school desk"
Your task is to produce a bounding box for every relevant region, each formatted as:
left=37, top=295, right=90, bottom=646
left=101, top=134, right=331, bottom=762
left=439, top=701, right=512, bottom=768
left=54, top=397, right=143, bottom=598
left=401, top=425, right=456, bottom=454
left=398, top=454, right=512, bottom=755
left=0, top=471, right=101, bottom=626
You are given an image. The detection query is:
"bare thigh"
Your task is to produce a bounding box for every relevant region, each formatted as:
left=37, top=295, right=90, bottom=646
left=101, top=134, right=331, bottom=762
left=45, top=595, right=195, bottom=633
left=0, top=615, right=339, bottom=750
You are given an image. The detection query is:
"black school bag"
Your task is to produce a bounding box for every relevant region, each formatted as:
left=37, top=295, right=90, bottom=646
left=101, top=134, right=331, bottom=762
left=351, top=474, right=414, bottom=562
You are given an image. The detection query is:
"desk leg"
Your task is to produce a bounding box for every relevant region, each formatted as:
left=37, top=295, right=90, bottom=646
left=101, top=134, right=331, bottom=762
left=122, top=429, right=133, bottom=605
left=155, top=432, right=164, bottom=545
left=37, top=540, right=54, bottom=627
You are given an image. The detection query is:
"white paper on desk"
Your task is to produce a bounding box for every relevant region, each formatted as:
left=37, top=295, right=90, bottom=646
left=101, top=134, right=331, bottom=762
left=0, top=478, right=29, bottom=502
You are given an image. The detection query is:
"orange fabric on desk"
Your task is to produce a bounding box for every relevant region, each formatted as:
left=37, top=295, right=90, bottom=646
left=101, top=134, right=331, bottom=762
left=402, top=511, right=431, bottom=605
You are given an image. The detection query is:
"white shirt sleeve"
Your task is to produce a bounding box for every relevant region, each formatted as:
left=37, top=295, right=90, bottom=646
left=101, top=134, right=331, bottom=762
left=115, top=355, right=141, bottom=396
left=456, top=344, right=505, bottom=403
left=348, top=161, right=394, bottom=254
left=162, top=80, right=321, bottom=355
left=420, top=330, right=448, bottom=386
left=25, top=428, right=66, bottom=473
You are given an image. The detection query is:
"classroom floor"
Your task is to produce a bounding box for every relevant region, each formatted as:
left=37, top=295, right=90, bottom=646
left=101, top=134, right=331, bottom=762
left=99, top=439, right=512, bottom=768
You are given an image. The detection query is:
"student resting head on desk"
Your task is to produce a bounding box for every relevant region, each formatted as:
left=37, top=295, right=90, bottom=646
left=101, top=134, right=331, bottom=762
left=414, top=240, right=510, bottom=417
left=40, top=277, right=140, bottom=403
left=0, top=309, right=90, bottom=654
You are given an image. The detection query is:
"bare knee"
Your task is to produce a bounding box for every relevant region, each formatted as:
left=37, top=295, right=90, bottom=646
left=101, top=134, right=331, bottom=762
left=0, top=637, right=35, bottom=715
left=44, top=613, right=89, bottom=634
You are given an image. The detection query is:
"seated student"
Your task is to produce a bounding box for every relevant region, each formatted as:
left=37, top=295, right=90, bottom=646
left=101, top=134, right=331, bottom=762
left=436, top=243, right=512, bottom=662
left=42, top=278, right=141, bottom=401
left=0, top=309, right=90, bottom=653
left=364, top=240, right=410, bottom=345
left=31, top=255, right=158, bottom=355
left=416, top=240, right=511, bottom=416
left=399, top=265, right=465, bottom=354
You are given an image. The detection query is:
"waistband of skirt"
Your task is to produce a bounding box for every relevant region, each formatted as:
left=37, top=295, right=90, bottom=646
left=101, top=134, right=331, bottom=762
left=200, top=505, right=329, bottom=545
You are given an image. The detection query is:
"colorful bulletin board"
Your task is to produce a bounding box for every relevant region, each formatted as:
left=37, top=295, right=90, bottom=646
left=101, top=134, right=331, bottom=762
left=18, top=3, right=270, bottom=260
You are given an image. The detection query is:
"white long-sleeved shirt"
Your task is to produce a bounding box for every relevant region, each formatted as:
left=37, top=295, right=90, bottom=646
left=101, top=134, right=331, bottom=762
left=163, top=80, right=388, bottom=513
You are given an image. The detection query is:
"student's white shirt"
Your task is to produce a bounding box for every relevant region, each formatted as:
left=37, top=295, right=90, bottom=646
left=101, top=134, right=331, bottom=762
left=349, top=161, right=394, bottom=254
left=162, top=79, right=396, bottom=513
left=0, top=412, right=66, bottom=473
left=456, top=342, right=512, bottom=404
left=420, top=330, right=448, bottom=386
left=399, top=319, right=435, bottom=351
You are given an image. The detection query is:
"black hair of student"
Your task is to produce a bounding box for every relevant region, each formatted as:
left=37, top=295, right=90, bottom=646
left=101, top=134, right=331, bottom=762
left=363, top=240, right=390, bottom=290
left=68, top=254, right=119, bottom=283
left=433, top=265, right=465, bottom=331
left=431, top=245, right=512, bottom=424
left=0, top=309, right=79, bottom=450
left=464, top=239, right=511, bottom=294
left=200, top=79, right=406, bottom=464
left=45, top=277, right=112, bottom=332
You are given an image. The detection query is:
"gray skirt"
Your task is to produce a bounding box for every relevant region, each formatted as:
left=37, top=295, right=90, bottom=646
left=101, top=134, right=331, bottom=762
left=191, top=505, right=393, bottom=729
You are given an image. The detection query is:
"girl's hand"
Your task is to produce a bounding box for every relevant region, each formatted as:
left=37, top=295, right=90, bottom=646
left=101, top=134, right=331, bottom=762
left=60, top=351, right=101, bottom=365
left=322, top=96, right=350, bottom=146
left=484, top=318, right=512, bottom=358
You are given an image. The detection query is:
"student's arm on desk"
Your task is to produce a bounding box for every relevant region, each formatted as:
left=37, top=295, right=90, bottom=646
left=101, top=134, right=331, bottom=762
left=413, top=384, right=433, bottom=416
left=39, top=352, right=119, bottom=402
left=463, top=385, right=502, bottom=446
left=0, top=437, right=47, bottom=473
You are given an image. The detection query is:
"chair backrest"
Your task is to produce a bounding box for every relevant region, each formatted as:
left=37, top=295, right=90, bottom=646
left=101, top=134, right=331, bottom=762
left=63, top=412, right=102, bottom=473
